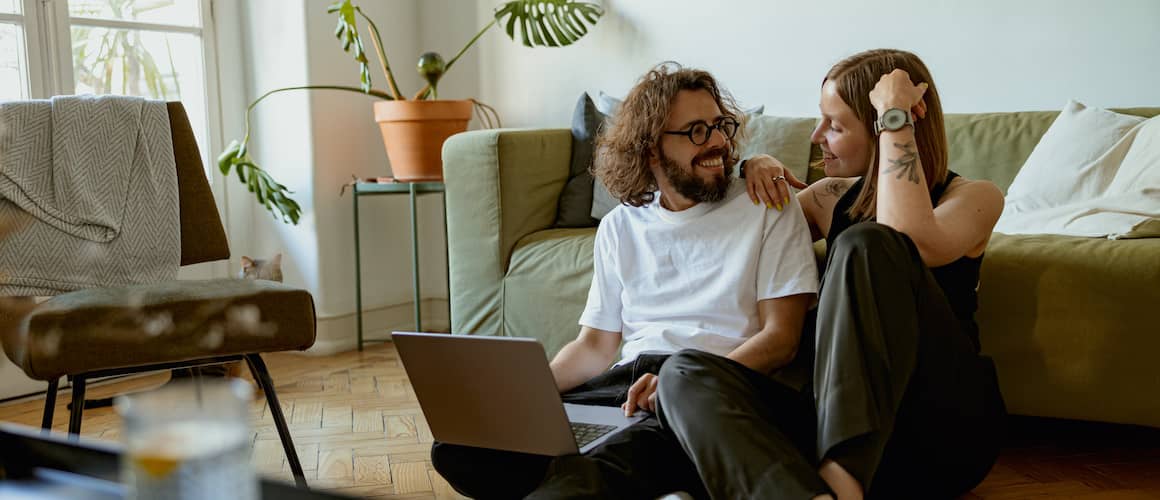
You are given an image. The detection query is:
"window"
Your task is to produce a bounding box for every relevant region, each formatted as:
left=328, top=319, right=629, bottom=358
left=0, top=0, right=221, bottom=179
left=0, top=0, right=37, bottom=100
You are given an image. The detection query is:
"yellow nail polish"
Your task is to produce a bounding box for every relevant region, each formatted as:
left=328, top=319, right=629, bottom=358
left=776, top=203, right=782, bottom=211
left=753, top=200, right=759, bottom=205
left=784, top=196, right=791, bottom=205
left=766, top=202, right=772, bottom=209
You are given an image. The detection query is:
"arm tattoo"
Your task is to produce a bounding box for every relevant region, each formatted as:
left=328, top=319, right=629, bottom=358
left=885, top=141, right=921, bottom=184
left=812, top=180, right=851, bottom=208
left=825, top=180, right=847, bottom=197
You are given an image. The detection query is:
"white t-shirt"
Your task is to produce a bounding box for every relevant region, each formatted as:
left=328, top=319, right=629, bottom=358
left=579, top=178, right=819, bottom=366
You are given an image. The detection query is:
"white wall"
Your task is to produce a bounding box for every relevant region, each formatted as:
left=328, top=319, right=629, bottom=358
left=474, top=0, right=1160, bottom=127
left=306, top=0, right=449, bottom=353
left=235, top=0, right=464, bottom=354
left=0, top=357, right=43, bottom=400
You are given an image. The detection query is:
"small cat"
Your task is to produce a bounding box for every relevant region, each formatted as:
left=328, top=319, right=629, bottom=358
left=240, top=253, right=283, bottom=282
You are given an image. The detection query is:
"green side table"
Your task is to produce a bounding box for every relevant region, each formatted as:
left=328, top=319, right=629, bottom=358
left=351, top=181, right=447, bottom=351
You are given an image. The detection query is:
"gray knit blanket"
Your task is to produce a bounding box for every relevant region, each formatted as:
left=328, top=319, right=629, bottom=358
left=0, top=96, right=179, bottom=295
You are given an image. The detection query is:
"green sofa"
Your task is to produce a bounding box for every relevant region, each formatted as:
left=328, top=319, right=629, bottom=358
left=442, top=107, right=1160, bottom=429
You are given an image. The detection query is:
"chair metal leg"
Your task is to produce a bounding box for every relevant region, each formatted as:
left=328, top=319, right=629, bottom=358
left=67, top=376, right=87, bottom=439
left=42, top=378, right=59, bottom=432
left=244, top=354, right=307, bottom=489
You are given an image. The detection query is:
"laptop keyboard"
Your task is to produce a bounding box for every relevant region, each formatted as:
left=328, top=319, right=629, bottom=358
left=570, top=422, right=618, bottom=449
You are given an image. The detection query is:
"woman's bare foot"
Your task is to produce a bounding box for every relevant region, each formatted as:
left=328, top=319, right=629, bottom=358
left=819, top=459, right=863, bottom=500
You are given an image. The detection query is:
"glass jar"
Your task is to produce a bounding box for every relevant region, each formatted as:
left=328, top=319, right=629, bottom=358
left=116, top=378, right=257, bottom=500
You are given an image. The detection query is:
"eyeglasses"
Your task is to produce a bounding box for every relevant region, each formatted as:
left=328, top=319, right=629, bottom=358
left=662, top=116, right=740, bottom=146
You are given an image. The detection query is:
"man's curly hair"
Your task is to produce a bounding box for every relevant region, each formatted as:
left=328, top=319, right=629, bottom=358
left=593, top=62, right=744, bottom=207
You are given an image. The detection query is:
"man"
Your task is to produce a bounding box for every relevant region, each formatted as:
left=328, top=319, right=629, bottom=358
left=431, top=62, right=819, bottom=499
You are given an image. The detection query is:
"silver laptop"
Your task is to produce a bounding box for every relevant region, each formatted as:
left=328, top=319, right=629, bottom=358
left=392, top=332, right=645, bottom=455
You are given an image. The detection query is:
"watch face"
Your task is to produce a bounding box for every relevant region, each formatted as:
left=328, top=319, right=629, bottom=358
left=883, top=108, right=909, bottom=129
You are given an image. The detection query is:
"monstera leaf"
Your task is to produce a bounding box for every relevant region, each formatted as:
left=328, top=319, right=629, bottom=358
left=327, top=0, right=372, bottom=93
left=217, top=139, right=302, bottom=225
left=495, top=0, right=604, bottom=48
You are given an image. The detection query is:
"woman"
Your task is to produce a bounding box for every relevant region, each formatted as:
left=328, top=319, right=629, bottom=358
left=656, top=49, right=1006, bottom=499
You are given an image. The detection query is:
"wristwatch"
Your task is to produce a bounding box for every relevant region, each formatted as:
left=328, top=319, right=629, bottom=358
left=874, top=108, right=914, bottom=135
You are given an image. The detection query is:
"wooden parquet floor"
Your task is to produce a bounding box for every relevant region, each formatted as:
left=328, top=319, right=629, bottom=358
left=0, top=343, right=463, bottom=499
left=2, top=342, right=1159, bottom=499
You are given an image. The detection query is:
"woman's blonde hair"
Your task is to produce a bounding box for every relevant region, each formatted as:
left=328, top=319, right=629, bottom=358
left=593, top=62, right=743, bottom=207
left=825, top=49, right=948, bottom=220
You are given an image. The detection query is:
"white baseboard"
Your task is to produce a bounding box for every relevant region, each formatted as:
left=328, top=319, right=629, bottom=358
left=303, top=299, right=450, bottom=356
left=0, top=356, right=45, bottom=401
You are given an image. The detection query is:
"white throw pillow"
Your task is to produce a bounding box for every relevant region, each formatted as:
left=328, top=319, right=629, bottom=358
left=1104, top=115, right=1160, bottom=238
left=995, top=101, right=1160, bottom=239
left=1107, top=113, right=1160, bottom=196
left=1003, top=100, right=1144, bottom=209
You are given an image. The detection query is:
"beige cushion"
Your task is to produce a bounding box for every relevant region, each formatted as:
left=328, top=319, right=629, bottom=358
left=995, top=101, right=1159, bottom=238
left=739, top=115, right=816, bottom=184
left=2, top=279, right=315, bottom=380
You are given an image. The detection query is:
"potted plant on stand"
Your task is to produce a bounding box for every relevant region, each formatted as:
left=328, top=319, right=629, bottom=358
left=218, top=0, right=604, bottom=225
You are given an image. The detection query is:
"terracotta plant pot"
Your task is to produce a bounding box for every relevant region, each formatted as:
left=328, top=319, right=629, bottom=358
left=373, top=100, right=474, bottom=182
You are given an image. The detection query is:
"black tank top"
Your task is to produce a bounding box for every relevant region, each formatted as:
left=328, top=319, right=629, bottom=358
left=826, top=172, right=983, bottom=350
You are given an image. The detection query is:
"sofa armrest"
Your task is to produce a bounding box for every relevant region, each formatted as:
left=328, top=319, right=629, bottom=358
left=443, top=128, right=573, bottom=336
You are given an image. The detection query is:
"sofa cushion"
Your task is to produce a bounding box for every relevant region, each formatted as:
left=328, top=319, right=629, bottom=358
left=944, top=108, right=1160, bottom=193
left=738, top=115, right=816, bottom=184
left=943, top=111, right=1059, bottom=193
left=1004, top=101, right=1144, bottom=205
left=978, top=233, right=1160, bottom=426
left=504, top=228, right=597, bottom=357
left=557, top=93, right=603, bottom=228
left=997, top=109, right=1160, bottom=239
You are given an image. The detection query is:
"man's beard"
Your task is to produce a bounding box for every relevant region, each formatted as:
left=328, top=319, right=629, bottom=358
left=659, top=147, right=733, bottom=204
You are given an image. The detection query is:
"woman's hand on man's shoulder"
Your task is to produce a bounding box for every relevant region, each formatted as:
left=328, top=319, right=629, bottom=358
left=742, top=154, right=807, bottom=211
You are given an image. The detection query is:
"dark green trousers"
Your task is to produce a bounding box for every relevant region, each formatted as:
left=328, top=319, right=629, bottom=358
left=659, top=222, right=1006, bottom=499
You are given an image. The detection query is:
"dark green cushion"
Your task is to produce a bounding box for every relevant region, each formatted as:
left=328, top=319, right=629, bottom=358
left=556, top=93, right=603, bottom=228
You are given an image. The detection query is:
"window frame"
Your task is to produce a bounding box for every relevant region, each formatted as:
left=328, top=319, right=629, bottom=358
left=0, top=1, right=51, bottom=100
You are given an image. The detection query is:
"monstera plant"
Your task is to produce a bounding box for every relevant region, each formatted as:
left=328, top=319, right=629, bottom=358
left=219, top=0, right=604, bottom=225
